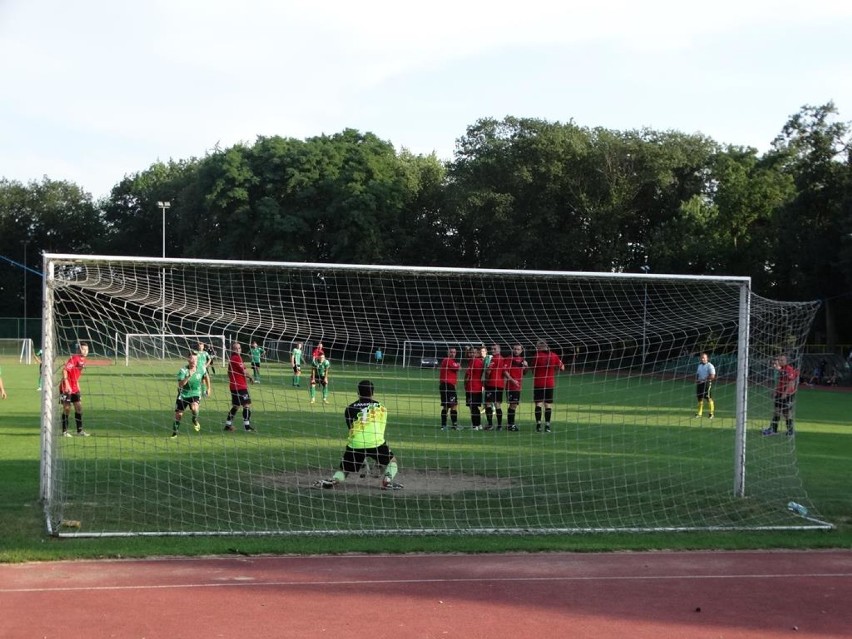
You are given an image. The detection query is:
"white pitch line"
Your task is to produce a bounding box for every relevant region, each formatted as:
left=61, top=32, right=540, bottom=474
left=2, top=572, right=852, bottom=594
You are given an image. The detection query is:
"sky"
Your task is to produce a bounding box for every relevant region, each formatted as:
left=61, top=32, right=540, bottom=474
left=1, top=0, right=851, bottom=200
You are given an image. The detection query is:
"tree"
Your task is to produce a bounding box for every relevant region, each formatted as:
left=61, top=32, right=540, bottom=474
left=765, top=103, right=852, bottom=344
left=0, top=177, right=101, bottom=321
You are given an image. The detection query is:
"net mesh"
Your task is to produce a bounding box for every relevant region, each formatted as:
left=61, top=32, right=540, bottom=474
left=41, top=256, right=827, bottom=536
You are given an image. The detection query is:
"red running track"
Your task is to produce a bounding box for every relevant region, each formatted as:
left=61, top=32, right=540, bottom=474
left=1, top=550, right=851, bottom=638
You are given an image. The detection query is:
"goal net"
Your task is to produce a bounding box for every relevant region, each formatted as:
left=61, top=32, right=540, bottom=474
left=39, top=254, right=829, bottom=537
left=121, top=333, right=226, bottom=367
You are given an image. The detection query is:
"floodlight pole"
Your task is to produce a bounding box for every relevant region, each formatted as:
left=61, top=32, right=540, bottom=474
left=158, top=201, right=171, bottom=358
left=22, top=240, right=27, bottom=339
left=640, top=262, right=650, bottom=369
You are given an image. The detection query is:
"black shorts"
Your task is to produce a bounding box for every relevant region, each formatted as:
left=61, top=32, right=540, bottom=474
left=533, top=387, right=555, bottom=403
left=439, top=382, right=458, bottom=407
left=505, top=389, right=521, bottom=404
left=230, top=389, right=251, bottom=406
left=484, top=387, right=503, bottom=404
left=59, top=391, right=82, bottom=405
left=466, top=391, right=482, bottom=407
left=341, top=443, right=393, bottom=473
left=313, top=375, right=328, bottom=387
left=292, top=365, right=301, bottom=373
left=251, top=362, right=261, bottom=370
left=175, top=395, right=200, bottom=412
left=696, top=381, right=712, bottom=400
left=774, top=393, right=794, bottom=413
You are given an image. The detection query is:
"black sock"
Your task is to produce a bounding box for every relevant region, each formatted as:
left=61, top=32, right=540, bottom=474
left=75, top=413, right=83, bottom=432
left=441, top=408, right=448, bottom=427
left=496, top=408, right=503, bottom=426
left=450, top=409, right=458, bottom=427
left=507, top=407, right=516, bottom=426
left=535, top=406, right=542, bottom=425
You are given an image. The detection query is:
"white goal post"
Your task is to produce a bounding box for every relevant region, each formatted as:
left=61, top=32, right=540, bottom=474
left=120, top=333, right=227, bottom=367
left=0, top=337, right=35, bottom=364
left=39, top=254, right=829, bottom=537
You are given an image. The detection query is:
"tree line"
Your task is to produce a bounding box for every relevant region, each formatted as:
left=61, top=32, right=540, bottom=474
left=2, top=103, right=851, bottom=344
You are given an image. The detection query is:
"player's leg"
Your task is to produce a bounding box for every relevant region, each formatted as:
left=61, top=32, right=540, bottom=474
left=225, top=392, right=238, bottom=431
left=494, top=392, right=503, bottom=429
left=378, top=446, right=401, bottom=490
left=469, top=393, right=482, bottom=429
left=544, top=388, right=553, bottom=433
left=707, top=384, right=715, bottom=418
left=484, top=390, right=494, bottom=429
left=321, top=378, right=329, bottom=402
left=73, top=397, right=86, bottom=435
left=242, top=395, right=253, bottom=431
left=173, top=397, right=185, bottom=437
left=61, top=400, right=71, bottom=435
left=190, top=400, right=201, bottom=432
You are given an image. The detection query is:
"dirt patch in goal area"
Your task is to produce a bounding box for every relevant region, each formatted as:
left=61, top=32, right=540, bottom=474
left=261, top=468, right=516, bottom=495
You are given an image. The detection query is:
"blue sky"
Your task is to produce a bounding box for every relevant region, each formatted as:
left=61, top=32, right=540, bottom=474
left=1, top=0, right=851, bottom=200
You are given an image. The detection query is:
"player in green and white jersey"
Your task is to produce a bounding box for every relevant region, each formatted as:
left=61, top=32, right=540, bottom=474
left=290, top=342, right=304, bottom=387
left=195, top=342, right=211, bottom=378
left=249, top=341, right=265, bottom=383
left=309, top=353, right=330, bottom=404
left=172, top=353, right=210, bottom=438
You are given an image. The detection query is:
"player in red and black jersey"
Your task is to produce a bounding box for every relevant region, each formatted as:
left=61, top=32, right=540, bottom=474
left=438, top=347, right=461, bottom=430
left=60, top=342, right=89, bottom=436
left=224, top=341, right=255, bottom=432
left=464, top=345, right=487, bottom=430
left=503, top=343, right=528, bottom=432
left=530, top=340, right=565, bottom=433
left=483, top=343, right=506, bottom=430
left=763, top=354, right=799, bottom=437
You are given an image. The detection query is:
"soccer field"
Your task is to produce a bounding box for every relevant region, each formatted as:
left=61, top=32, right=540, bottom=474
left=0, top=360, right=852, bottom=560
left=21, top=356, right=828, bottom=536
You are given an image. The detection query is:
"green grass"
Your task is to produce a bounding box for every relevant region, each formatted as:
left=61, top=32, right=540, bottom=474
left=1, top=357, right=850, bottom=561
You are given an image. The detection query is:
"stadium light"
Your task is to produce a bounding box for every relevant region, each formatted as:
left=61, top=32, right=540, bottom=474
left=157, top=201, right=171, bottom=355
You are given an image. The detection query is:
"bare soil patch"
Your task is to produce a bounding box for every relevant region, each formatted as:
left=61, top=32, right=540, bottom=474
left=261, top=468, right=515, bottom=494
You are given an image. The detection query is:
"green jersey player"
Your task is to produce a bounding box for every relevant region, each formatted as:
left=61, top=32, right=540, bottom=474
left=172, top=353, right=210, bottom=438
left=290, top=342, right=304, bottom=387
left=310, top=353, right=331, bottom=404
left=249, top=341, right=265, bottom=383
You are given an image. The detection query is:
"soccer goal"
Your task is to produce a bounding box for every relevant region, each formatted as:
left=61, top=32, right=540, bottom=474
left=0, top=337, right=35, bottom=364
left=39, top=254, right=830, bottom=537
left=120, top=333, right=227, bottom=367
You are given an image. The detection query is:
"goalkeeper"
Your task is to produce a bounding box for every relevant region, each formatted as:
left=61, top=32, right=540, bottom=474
left=315, top=380, right=402, bottom=490
left=694, top=352, right=716, bottom=419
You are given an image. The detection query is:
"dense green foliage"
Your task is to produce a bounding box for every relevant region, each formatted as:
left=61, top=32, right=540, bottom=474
left=2, top=104, right=852, bottom=342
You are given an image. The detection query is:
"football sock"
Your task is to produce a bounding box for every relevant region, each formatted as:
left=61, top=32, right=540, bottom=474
left=495, top=408, right=503, bottom=426
left=450, top=408, right=458, bottom=427
left=385, top=460, right=398, bottom=480
left=75, top=413, right=83, bottom=432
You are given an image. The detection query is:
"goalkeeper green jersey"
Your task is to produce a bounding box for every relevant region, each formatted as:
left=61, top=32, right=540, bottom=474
left=291, top=347, right=303, bottom=366
left=250, top=347, right=264, bottom=364
left=177, top=366, right=205, bottom=399
left=345, top=400, right=388, bottom=449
